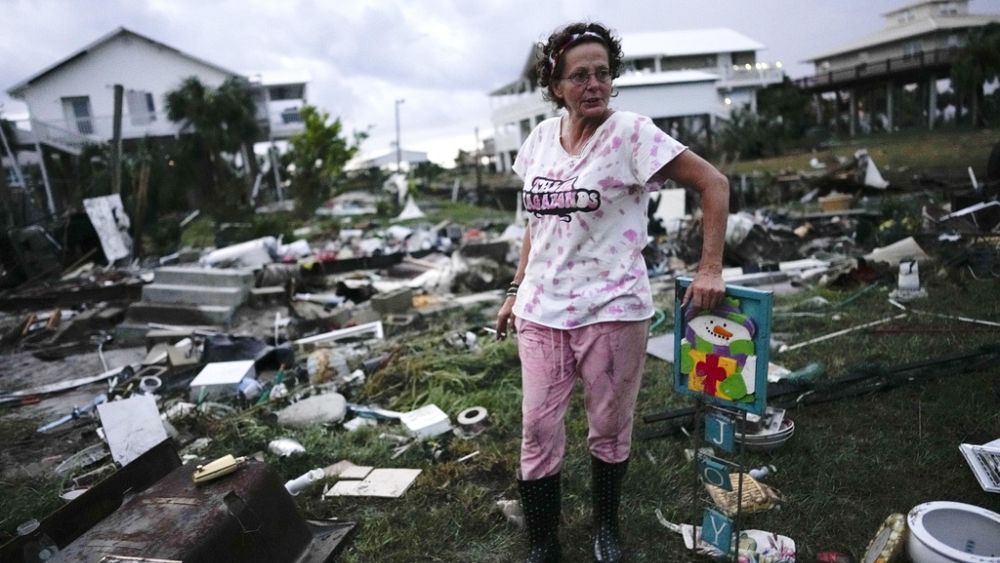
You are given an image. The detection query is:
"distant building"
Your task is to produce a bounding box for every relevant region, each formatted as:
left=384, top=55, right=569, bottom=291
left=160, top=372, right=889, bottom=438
left=488, top=28, right=784, bottom=171
left=798, top=0, right=1000, bottom=134
left=5, top=27, right=308, bottom=155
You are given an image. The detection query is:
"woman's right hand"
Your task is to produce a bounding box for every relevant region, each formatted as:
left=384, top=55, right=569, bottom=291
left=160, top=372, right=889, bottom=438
left=495, top=296, right=516, bottom=340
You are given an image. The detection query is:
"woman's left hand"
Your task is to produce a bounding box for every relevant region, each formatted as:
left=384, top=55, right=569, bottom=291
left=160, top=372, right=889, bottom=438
left=681, top=268, right=726, bottom=313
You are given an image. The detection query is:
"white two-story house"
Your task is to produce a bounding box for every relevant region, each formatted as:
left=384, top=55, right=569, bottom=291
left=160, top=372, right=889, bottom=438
left=798, top=0, right=1000, bottom=133
left=488, top=28, right=784, bottom=172
left=5, top=27, right=308, bottom=155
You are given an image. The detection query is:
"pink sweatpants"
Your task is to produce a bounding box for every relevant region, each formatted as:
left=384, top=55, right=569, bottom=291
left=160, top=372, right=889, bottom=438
left=516, top=318, right=650, bottom=480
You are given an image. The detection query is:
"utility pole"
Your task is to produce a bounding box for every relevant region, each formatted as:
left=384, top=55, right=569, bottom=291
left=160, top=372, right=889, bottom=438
left=111, top=84, right=123, bottom=194
left=394, top=98, right=405, bottom=173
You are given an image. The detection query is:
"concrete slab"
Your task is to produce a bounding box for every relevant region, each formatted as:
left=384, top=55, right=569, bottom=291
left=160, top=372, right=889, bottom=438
left=126, top=302, right=235, bottom=326
left=153, top=266, right=255, bottom=288
left=142, top=284, right=245, bottom=307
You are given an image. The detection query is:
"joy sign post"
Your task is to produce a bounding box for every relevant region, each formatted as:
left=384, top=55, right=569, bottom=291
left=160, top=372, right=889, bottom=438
left=673, top=277, right=773, bottom=559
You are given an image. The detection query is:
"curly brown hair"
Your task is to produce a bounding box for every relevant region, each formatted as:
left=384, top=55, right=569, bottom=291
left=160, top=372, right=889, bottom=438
left=535, top=22, right=623, bottom=109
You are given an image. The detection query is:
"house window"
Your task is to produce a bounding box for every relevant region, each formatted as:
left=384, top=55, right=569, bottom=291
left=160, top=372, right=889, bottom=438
left=4, top=166, right=22, bottom=187
left=903, top=40, right=923, bottom=58
left=268, top=84, right=305, bottom=101
left=126, top=90, right=157, bottom=126
left=280, top=107, right=303, bottom=124
left=632, top=57, right=656, bottom=72
left=661, top=54, right=717, bottom=71
left=732, top=51, right=756, bottom=67
left=61, top=96, right=93, bottom=134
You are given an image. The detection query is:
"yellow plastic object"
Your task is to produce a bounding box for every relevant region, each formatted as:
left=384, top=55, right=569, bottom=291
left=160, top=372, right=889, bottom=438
left=862, top=513, right=907, bottom=563
left=192, top=454, right=248, bottom=485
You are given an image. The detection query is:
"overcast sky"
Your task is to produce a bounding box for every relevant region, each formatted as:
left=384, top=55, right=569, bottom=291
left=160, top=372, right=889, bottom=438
left=1, top=0, right=996, bottom=165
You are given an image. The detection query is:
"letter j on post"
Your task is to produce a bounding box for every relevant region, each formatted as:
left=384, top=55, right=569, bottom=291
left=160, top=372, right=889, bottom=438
left=704, top=412, right=735, bottom=453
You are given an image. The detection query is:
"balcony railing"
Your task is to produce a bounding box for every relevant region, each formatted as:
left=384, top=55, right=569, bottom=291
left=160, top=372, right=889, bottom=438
left=795, top=47, right=960, bottom=90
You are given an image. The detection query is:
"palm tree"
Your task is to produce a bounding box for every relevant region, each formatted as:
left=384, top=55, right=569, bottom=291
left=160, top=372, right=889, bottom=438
left=951, top=23, right=1000, bottom=128
left=165, top=76, right=259, bottom=217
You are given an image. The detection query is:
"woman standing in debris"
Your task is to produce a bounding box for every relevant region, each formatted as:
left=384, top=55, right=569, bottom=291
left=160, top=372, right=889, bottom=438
left=495, top=21, right=728, bottom=562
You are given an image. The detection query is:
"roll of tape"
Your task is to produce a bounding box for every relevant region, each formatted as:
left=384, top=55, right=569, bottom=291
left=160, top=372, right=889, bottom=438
left=457, top=407, right=488, bottom=426
left=139, top=376, right=162, bottom=395
left=456, top=406, right=489, bottom=438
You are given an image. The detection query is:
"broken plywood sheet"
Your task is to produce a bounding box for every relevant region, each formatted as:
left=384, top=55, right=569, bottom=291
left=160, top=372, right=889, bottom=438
left=96, top=394, right=168, bottom=466
left=83, top=194, right=133, bottom=263
left=325, top=468, right=421, bottom=498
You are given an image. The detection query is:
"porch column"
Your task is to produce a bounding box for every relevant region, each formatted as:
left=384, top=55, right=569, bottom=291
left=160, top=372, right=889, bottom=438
left=849, top=89, right=857, bottom=137
left=886, top=82, right=894, bottom=132
left=928, top=75, right=937, bottom=130
left=814, top=93, right=822, bottom=124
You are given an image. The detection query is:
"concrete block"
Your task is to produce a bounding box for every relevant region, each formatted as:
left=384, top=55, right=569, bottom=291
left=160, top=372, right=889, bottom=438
left=142, top=284, right=245, bottom=307
left=189, top=360, right=256, bottom=402
left=370, top=288, right=413, bottom=315
left=153, top=266, right=255, bottom=289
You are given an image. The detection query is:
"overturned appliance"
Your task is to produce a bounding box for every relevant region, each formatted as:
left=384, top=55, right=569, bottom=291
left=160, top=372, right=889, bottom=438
left=0, top=440, right=353, bottom=563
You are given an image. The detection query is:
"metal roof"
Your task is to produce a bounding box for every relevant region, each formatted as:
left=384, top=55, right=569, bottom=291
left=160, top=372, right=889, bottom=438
left=805, top=14, right=1000, bottom=62
left=620, top=28, right=765, bottom=59
left=6, top=27, right=241, bottom=97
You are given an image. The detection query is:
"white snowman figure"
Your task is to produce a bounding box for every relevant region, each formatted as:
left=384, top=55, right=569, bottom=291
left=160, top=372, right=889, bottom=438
left=680, top=297, right=758, bottom=402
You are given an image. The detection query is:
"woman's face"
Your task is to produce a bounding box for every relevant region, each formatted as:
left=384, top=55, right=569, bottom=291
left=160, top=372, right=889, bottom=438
left=552, top=41, right=612, bottom=120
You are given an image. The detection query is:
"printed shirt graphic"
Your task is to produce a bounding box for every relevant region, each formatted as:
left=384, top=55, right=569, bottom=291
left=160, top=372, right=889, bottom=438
left=512, top=110, right=686, bottom=329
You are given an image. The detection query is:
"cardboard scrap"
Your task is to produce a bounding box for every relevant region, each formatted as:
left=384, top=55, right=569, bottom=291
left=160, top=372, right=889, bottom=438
left=324, top=468, right=421, bottom=498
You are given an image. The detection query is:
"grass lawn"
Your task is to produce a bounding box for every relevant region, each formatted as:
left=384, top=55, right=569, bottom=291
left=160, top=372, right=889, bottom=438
left=4, top=271, right=996, bottom=561
left=728, top=127, right=998, bottom=179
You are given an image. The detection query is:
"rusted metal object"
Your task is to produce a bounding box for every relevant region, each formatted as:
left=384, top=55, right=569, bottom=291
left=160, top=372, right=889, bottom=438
left=51, top=458, right=352, bottom=562
left=0, top=439, right=181, bottom=562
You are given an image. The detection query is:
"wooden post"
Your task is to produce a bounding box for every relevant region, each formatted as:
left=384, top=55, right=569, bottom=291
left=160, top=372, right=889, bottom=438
left=111, top=84, right=123, bottom=194
left=928, top=75, right=937, bottom=130
left=848, top=89, right=857, bottom=137
left=886, top=82, right=894, bottom=132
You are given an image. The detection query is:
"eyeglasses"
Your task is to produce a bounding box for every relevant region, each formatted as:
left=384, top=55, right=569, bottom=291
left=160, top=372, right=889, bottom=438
left=562, top=68, right=612, bottom=86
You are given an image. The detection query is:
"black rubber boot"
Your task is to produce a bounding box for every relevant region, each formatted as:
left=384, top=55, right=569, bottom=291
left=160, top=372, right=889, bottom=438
left=517, top=471, right=562, bottom=563
left=591, top=456, right=628, bottom=562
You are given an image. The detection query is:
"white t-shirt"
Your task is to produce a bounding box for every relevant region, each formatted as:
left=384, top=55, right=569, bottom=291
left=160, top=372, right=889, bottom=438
left=512, top=110, right=686, bottom=329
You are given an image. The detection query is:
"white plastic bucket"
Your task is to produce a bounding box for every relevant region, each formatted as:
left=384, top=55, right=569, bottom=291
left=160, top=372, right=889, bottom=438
left=907, top=501, right=1000, bottom=562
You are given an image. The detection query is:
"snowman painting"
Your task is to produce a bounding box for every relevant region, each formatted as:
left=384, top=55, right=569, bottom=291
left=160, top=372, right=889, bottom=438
left=679, top=296, right=758, bottom=403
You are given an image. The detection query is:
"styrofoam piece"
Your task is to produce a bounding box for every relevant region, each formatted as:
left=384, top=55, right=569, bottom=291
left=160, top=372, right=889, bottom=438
left=97, top=395, right=169, bottom=467
left=399, top=404, right=452, bottom=439
left=189, top=360, right=256, bottom=402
